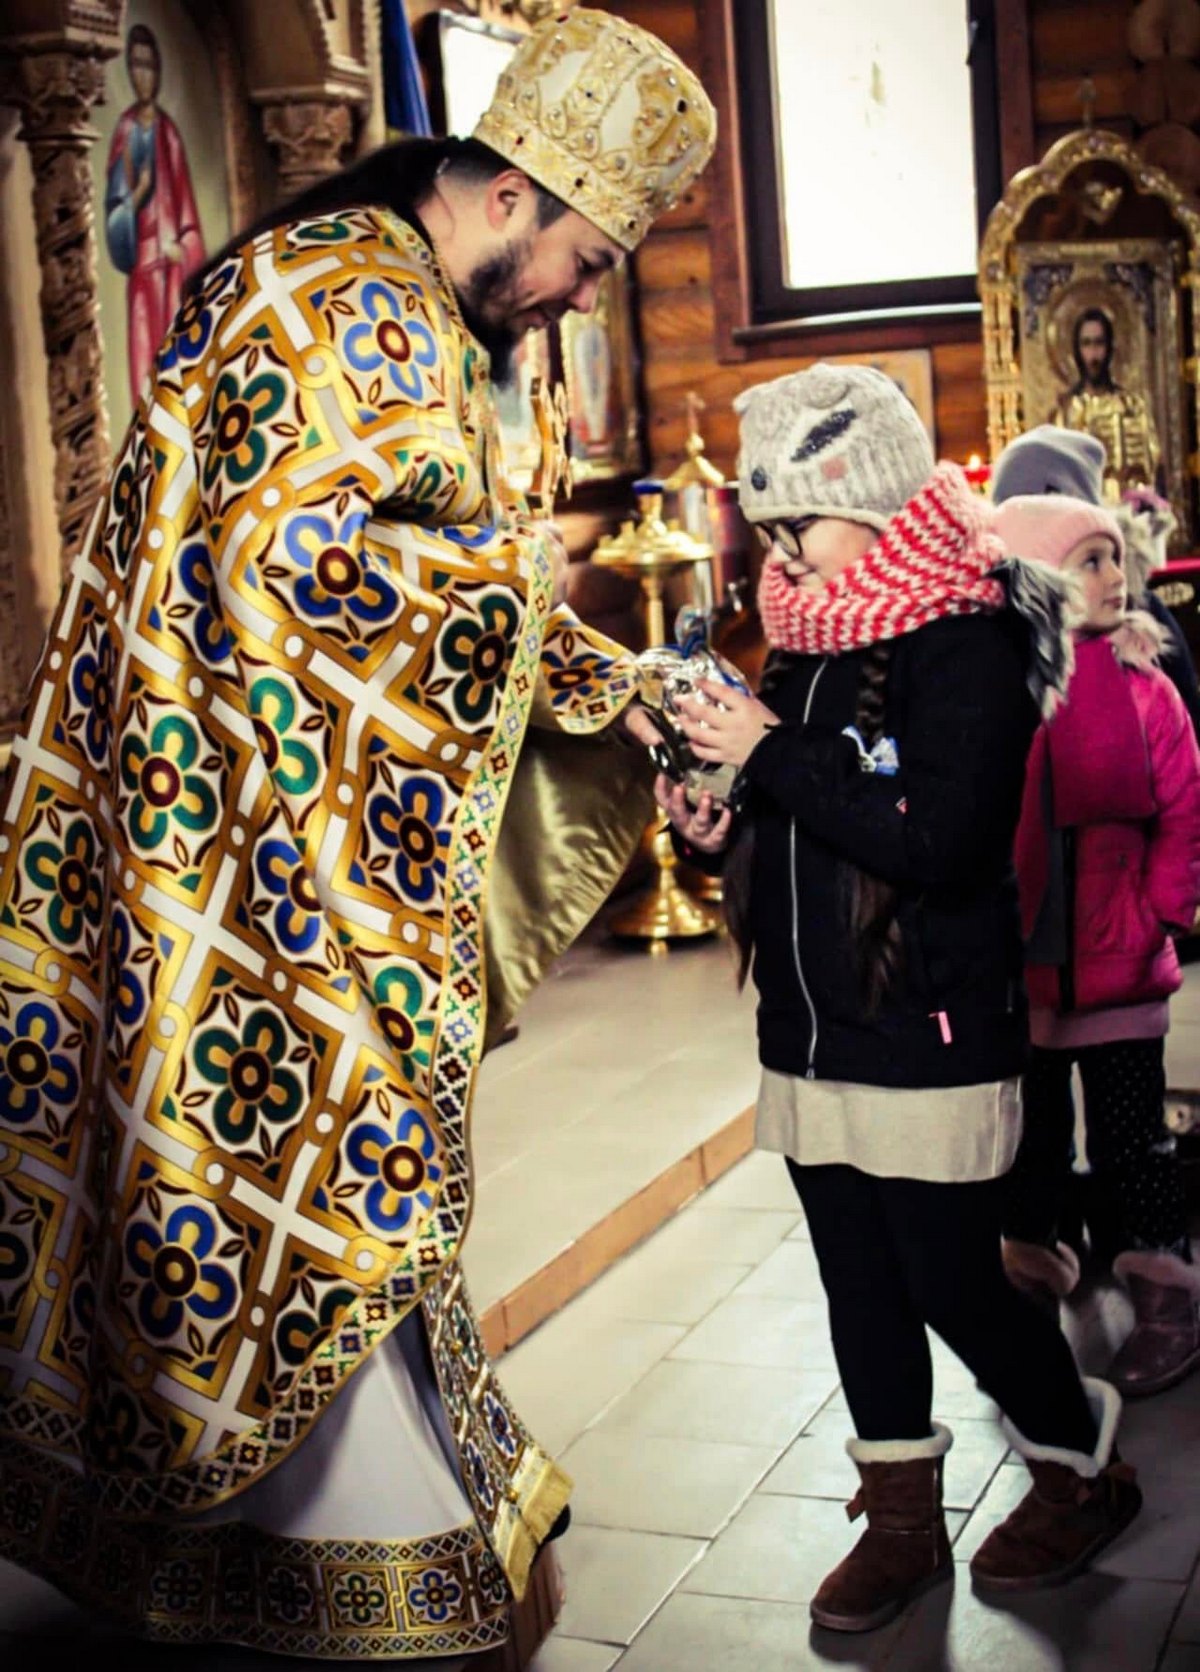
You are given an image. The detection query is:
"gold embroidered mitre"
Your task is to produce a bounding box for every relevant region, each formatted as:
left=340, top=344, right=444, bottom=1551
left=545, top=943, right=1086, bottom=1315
left=473, top=6, right=717, bottom=251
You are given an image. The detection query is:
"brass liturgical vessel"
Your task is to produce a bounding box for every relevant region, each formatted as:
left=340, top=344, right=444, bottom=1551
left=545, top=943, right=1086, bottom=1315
left=663, top=392, right=726, bottom=556
left=592, top=482, right=722, bottom=949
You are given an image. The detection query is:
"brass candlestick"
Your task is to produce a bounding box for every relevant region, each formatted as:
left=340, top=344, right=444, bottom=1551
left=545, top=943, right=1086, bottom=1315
left=663, top=392, right=726, bottom=496
left=592, top=483, right=723, bottom=951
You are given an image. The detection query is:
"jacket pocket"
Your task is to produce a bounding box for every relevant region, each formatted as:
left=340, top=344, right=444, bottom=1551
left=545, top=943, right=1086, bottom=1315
left=895, top=898, right=936, bottom=1014
left=1074, top=829, right=1159, bottom=961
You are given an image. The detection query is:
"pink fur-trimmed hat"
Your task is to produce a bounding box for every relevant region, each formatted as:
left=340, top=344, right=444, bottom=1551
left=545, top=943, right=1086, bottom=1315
left=993, top=493, right=1124, bottom=571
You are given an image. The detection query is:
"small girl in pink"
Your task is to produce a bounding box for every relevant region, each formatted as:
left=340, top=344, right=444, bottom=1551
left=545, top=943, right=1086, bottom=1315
left=996, top=493, right=1200, bottom=1397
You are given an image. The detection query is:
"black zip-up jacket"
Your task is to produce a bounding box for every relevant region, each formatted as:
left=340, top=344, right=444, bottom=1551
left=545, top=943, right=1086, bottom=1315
left=731, top=613, right=1041, bottom=1089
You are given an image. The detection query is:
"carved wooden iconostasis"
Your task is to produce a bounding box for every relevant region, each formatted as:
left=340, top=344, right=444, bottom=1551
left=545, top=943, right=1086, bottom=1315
left=980, top=124, right=1200, bottom=550
left=0, top=0, right=385, bottom=751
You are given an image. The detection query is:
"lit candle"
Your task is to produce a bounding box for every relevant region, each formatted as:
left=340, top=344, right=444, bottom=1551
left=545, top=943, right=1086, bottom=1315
left=964, top=453, right=992, bottom=494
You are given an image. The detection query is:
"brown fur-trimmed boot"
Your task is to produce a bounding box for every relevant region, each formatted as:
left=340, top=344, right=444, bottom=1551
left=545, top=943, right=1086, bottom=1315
left=809, top=1425, right=953, bottom=1633
left=1001, top=1237, right=1081, bottom=1319
left=970, top=1378, right=1141, bottom=1592
left=1108, top=1250, right=1200, bottom=1398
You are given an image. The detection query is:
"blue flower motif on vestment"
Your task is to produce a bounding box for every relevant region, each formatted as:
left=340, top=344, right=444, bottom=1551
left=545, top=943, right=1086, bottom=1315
left=343, top=280, right=438, bottom=402
left=344, top=1105, right=443, bottom=1234
left=178, top=541, right=233, bottom=664
left=283, top=510, right=399, bottom=625
left=110, top=908, right=147, bottom=1027
left=406, top=1566, right=463, bottom=1626
left=124, top=1203, right=238, bottom=1342
left=0, top=1000, right=79, bottom=1125
left=366, top=776, right=450, bottom=905
left=255, top=837, right=322, bottom=955
left=71, top=632, right=118, bottom=762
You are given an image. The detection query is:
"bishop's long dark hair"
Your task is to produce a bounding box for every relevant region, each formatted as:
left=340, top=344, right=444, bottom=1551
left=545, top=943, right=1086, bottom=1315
left=184, top=134, right=565, bottom=302
left=723, top=643, right=900, bottom=1012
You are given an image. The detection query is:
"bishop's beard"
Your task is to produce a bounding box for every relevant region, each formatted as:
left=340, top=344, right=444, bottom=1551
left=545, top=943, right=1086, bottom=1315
left=456, top=236, right=535, bottom=388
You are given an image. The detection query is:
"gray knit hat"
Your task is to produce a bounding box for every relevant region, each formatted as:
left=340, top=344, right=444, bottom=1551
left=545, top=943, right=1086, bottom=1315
left=734, top=363, right=935, bottom=531
left=991, top=425, right=1105, bottom=506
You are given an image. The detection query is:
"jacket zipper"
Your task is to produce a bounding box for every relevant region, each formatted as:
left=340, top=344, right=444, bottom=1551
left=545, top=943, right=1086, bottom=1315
left=790, top=660, right=826, bottom=1078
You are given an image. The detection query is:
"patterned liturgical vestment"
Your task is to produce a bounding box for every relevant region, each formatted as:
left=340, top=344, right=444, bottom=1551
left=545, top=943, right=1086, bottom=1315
left=0, top=207, right=652, bottom=1657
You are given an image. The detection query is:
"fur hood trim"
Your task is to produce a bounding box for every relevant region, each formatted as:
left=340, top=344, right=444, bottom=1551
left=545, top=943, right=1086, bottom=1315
left=1106, top=609, right=1170, bottom=671
left=1115, top=498, right=1176, bottom=599
left=989, top=556, right=1078, bottom=719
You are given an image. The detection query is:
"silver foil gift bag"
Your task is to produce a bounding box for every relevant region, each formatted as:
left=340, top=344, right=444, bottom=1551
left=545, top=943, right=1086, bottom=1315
left=633, top=607, right=752, bottom=808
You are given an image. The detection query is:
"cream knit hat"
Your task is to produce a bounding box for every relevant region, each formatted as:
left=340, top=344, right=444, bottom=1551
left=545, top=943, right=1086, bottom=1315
left=734, top=363, right=935, bottom=531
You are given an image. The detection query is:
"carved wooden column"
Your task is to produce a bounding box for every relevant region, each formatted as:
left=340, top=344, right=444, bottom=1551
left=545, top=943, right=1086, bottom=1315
left=1, top=48, right=115, bottom=571
left=0, top=356, right=24, bottom=744
left=261, top=98, right=358, bottom=196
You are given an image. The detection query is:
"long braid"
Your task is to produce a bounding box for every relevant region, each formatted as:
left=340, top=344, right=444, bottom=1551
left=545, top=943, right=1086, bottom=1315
left=722, top=651, right=790, bottom=988
left=846, top=642, right=902, bottom=1010
left=856, top=639, right=890, bottom=745
left=724, top=646, right=902, bottom=1009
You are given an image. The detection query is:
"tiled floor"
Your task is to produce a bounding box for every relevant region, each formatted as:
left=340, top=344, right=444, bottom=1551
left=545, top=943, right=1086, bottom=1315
left=471, top=942, right=1200, bottom=1325
left=465, top=926, right=758, bottom=1316
left=504, top=1147, right=1200, bottom=1672
left=480, top=952, right=1200, bottom=1671
left=4, top=954, right=1200, bottom=1667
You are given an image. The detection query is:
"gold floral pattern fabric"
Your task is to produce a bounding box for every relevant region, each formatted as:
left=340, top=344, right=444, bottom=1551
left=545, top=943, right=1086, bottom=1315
left=0, top=208, right=641, bottom=1652
left=0, top=1431, right=513, bottom=1657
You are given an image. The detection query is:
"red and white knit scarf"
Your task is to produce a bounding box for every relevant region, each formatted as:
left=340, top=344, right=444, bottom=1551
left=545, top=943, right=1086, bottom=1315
left=757, top=462, right=1008, bottom=655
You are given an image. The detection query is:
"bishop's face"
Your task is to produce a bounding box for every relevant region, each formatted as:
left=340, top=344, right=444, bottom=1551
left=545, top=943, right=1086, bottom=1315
left=456, top=185, right=624, bottom=382
left=485, top=208, right=624, bottom=335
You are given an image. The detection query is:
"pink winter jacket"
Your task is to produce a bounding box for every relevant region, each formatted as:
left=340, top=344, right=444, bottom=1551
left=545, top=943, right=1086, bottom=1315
left=1014, top=616, right=1200, bottom=1014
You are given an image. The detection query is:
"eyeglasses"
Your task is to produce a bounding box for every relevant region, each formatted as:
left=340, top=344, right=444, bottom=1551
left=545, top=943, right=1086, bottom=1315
left=753, top=517, right=815, bottom=558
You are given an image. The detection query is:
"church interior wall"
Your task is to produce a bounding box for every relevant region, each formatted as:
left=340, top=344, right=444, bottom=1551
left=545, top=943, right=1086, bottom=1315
left=607, top=0, right=1175, bottom=483
left=0, top=0, right=1192, bottom=753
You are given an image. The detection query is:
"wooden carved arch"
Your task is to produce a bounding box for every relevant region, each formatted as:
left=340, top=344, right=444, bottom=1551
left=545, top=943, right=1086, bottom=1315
left=231, top=0, right=377, bottom=194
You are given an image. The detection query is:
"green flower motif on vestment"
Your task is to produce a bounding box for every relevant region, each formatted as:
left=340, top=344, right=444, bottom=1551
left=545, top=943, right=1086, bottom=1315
left=194, top=1007, right=305, bottom=1144
left=249, top=676, right=320, bottom=797
left=202, top=369, right=287, bottom=489
left=372, top=964, right=435, bottom=1085
left=331, top=1569, right=390, bottom=1628
left=120, top=715, right=218, bottom=851
left=24, top=816, right=103, bottom=945
left=439, top=593, right=519, bottom=725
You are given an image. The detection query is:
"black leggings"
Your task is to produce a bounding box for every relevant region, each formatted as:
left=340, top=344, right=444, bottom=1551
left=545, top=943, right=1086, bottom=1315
left=1003, top=1039, right=1188, bottom=1255
left=787, top=1160, right=1098, bottom=1453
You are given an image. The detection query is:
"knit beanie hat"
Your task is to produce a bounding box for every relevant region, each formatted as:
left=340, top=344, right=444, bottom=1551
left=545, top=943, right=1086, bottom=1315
left=991, top=425, right=1106, bottom=506
left=734, top=363, right=935, bottom=531
left=993, top=493, right=1124, bottom=570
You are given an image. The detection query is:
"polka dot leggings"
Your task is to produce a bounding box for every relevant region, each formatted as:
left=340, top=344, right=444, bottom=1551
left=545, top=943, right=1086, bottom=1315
left=1004, top=1038, right=1189, bottom=1255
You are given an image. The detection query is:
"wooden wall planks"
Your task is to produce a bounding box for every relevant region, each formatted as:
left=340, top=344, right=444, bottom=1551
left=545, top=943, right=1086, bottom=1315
left=602, top=0, right=1145, bottom=480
